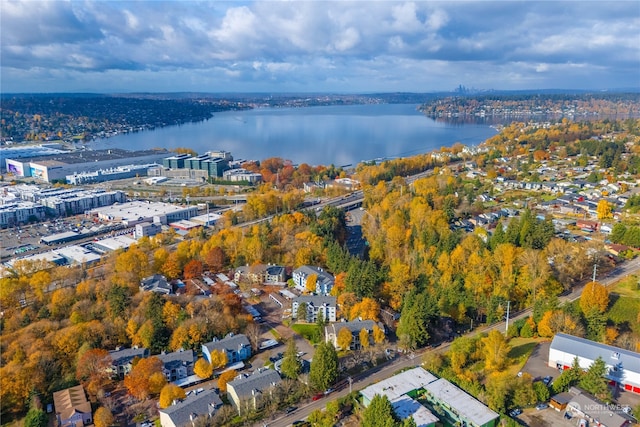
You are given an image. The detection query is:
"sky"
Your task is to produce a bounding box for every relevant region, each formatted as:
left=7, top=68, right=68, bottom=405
left=2, top=1, right=640, bottom=94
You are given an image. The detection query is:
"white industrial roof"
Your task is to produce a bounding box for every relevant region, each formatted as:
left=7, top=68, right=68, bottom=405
left=93, top=235, right=137, bottom=251
left=423, top=378, right=499, bottom=426
left=360, top=367, right=438, bottom=403
left=54, top=245, right=101, bottom=264
left=392, top=396, right=439, bottom=427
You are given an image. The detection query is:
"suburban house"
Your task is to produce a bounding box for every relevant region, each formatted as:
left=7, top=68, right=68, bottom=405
left=292, top=295, right=337, bottom=323
left=325, top=319, right=384, bottom=350
left=360, top=367, right=499, bottom=427
left=108, top=346, right=149, bottom=379
left=548, top=333, right=640, bottom=395
left=157, top=349, right=195, bottom=383
left=202, top=333, right=251, bottom=366
left=159, top=388, right=223, bottom=427
left=551, top=387, right=634, bottom=427
left=53, top=385, right=92, bottom=427
left=226, top=368, right=282, bottom=413
left=140, top=274, right=172, bottom=294
left=292, top=265, right=335, bottom=295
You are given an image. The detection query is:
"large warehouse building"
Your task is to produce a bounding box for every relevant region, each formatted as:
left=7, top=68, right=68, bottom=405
left=5, top=148, right=169, bottom=182
left=88, top=201, right=198, bottom=226
left=548, top=333, right=640, bottom=394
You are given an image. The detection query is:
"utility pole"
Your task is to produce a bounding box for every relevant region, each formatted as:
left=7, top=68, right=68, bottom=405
left=505, top=300, right=511, bottom=334
left=592, top=263, right=598, bottom=282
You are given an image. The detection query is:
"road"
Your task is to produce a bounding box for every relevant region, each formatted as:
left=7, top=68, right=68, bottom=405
left=255, top=257, right=640, bottom=427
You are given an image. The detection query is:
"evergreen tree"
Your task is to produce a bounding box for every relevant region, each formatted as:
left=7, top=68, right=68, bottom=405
left=362, top=395, right=397, bottom=427
left=281, top=339, right=301, bottom=380
left=24, top=408, right=48, bottom=427
left=310, top=342, right=338, bottom=391
left=579, top=356, right=612, bottom=402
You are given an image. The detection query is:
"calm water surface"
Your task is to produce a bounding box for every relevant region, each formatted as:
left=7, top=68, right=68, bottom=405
left=93, top=104, right=498, bottom=166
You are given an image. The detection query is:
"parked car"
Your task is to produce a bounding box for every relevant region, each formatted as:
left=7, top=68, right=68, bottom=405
left=578, top=419, right=588, bottom=427
left=312, top=393, right=324, bottom=401
left=542, top=375, right=553, bottom=386
left=285, top=406, right=297, bottom=414
left=509, top=408, right=522, bottom=417
left=536, top=403, right=548, bottom=410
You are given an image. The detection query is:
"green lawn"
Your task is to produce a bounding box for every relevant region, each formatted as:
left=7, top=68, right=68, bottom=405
left=607, top=276, right=640, bottom=334
left=506, top=337, right=544, bottom=375
left=291, top=323, right=322, bottom=343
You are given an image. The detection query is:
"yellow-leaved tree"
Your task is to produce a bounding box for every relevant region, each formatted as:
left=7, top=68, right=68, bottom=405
left=337, top=327, right=353, bottom=351
left=194, top=358, right=213, bottom=379
left=305, top=274, right=318, bottom=294
left=217, top=369, right=238, bottom=393
left=359, top=328, right=370, bottom=350
left=159, top=384, right=186, bottom=408
left=579, top=281, right=609, bottom=314
left=94, top=407, right=114, bottom=427
left=372, top=324, right=386, bottom=344
left=481, top=330, right=510, bottom=372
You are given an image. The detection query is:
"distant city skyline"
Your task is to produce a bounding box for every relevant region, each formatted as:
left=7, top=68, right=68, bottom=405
left=1, top=1, right=639, bottom=94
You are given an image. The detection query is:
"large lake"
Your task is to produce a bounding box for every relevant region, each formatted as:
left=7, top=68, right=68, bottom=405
left=92, top=104, right=498, bottom=167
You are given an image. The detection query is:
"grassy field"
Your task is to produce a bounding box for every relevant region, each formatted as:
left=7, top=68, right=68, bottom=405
left=506, top=337, right=544, bottom=375
left=607, top=275, right=640, bottom=334
left=291, top=323, right=321, bottom=343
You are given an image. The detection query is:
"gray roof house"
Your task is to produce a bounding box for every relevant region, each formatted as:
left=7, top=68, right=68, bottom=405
left=159, top=388, right=223, bottom=427
left=140, top=274, right=172, bottom=295
left=325, top=319, right=385, bottom=350
left=202, top=333, right=252, bottom=366
left=157, top=349, right=195, bottom=383
left=292, top=265, right=335, bottom=295
left=108, top=346, right=149, bottom=378
left=226, top=368, right=282, bottom=413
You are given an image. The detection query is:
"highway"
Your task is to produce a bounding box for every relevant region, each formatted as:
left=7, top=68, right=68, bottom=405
left=255, top=256, right=640, bottom=427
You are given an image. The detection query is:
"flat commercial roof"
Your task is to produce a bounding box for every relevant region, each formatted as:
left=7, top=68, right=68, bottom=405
left=360, top=367, right=438, bottom=403
left=551, top=333, right=640, bottom=375
left=54, top=245, right=101, bottom=264
left=392, top=396, right=439, bottom=427
left=41, top=231, right=80, bottom=244
left=93, top=235, right=137, bottom=252
left=21, top=148, right=169, bottom=165
left=424, top=378, right=499, bottom=426
left=90, top=200, right=194, bottom=223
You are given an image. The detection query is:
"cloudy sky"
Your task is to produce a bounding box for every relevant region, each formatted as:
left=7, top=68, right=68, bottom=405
left=2, top=1, right=639, bottom=93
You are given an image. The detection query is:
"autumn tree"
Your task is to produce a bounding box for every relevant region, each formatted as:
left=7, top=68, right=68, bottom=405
left=159, top=384, right=187, bottom=409
left=359, top=328, right=370, bottom=350
left=217, top=369, right=238, bottom=393
left=94, top=407, right=115, bottom=427
left=349, top=297, right=380, bottom=321
left=579, top=281, right=609, bottom=314
left=372, top=324, right=386, bottom=345
left=183, top=260, right=204, bottom=280
left=337, top=327, right=353, bottom=351
left=208, top=349, right=228, bottom=370
left=124, top=356, right=165, bottom=400
left=305, top=274, right=318, bottom=294
left=24, top=407, right=48, bottom=427
left=481, top=330, right=510, bottom=372
left=194, top=358, right=213, bottom=379
left=76, top=349, right=112, bottom=398
left=596, top=199, right=613, bottom=220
